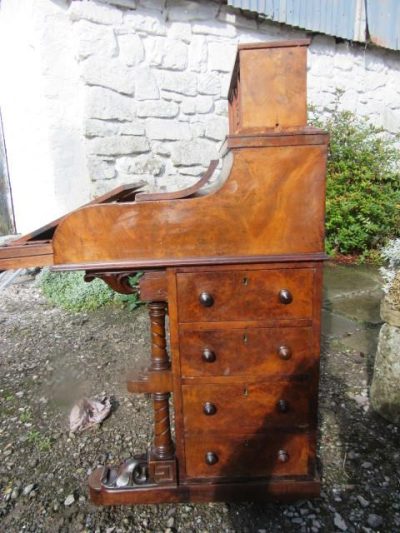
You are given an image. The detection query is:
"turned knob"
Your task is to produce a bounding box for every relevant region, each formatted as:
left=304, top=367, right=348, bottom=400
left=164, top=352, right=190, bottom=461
left=199, top=292, right=214, bottom=307
left=277, top=399, right=289, bottom=413
left=203, top=402, right=217, bottom=415
left=278, top=449, right=289, bottom=463
left=205, top=452, right=219, bottom=465
left=202, top=348, right=216, bottom=363
left=278, top=345, right=292, bottom=360
left=279, top=289, right=293, bottom=304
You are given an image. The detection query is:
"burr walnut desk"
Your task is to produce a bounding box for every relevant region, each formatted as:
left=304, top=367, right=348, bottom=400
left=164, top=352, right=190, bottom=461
left=0, top=39, right=328, bottom=504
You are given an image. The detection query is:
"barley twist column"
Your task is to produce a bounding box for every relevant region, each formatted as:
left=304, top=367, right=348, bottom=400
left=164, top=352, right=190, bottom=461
left=148, top=302, right=174, bottom=460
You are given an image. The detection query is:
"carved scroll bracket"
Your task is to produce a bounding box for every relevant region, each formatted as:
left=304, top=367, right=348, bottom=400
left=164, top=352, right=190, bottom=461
left=84, top=270, right=140, bottom=295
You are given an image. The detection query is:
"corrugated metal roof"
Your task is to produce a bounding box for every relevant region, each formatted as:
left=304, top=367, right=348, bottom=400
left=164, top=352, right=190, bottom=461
left=228, top=0, right=400, bottom=51
left=367, top=0, right=400, bottom=51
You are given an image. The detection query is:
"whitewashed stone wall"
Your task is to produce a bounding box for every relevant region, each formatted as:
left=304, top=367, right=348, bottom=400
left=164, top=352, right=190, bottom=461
left=1, top=0, right=400, bottom=232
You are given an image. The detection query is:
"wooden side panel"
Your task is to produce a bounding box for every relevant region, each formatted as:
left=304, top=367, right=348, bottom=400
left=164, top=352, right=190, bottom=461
left=240, top=46, right=307, bottom=131
left=53, top=144, right=327, bottom=267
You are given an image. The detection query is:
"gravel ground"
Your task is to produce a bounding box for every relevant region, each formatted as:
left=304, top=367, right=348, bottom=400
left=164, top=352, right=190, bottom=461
left=0, top=276, right=399, bottom=532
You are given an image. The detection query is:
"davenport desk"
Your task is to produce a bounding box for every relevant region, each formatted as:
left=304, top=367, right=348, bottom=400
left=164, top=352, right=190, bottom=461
left=0, top=39, right=328, bottom=504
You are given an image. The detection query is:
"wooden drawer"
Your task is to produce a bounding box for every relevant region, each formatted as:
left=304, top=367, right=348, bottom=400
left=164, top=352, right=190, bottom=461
left=182, top=381, right=312, bottom=433
left=180, top=326, right=315, bottom=377
left=185, top=432, right=312, bottom=479
left=177, top=268, right=314, bottom=323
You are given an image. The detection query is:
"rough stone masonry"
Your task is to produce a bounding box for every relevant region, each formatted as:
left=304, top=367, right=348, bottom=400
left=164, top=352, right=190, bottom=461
left=1, top=0, right=400, bottom=232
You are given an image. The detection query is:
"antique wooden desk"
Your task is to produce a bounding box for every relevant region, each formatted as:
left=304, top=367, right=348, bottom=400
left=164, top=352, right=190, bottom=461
left=0, top=39, right=328, bottom=504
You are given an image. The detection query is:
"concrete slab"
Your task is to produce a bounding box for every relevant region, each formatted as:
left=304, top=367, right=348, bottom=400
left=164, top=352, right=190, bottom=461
left=333, top=326, right=381, bottom=356
left=322, top=309, right=360, bottom=339
left=323, top=264, right=381, bottom=300
left=328, top=289, right=383, bottom=325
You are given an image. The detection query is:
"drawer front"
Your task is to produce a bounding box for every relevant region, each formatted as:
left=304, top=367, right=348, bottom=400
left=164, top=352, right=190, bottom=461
left=177, top=269, right=314, bottom=323
left=182, top=382, right=312, bottom=433
left=185, top=432, right=312, bottom=479
left=180, top=326, right=314, bottom=377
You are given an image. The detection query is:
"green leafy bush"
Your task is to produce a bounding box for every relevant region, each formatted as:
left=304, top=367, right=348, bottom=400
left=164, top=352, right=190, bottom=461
left=37, top=269, right=142, bottom=312
left=310, top=94, right=400, bottom=256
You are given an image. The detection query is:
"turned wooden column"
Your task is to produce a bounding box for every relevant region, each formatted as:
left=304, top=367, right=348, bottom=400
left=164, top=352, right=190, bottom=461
left=148, top=302, right=174, bottom=460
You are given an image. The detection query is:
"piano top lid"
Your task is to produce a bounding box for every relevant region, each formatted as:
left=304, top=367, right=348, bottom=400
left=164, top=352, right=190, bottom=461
left=228, top=38, right=312, bottom=135
left=0, top=182, right=144, bottom=272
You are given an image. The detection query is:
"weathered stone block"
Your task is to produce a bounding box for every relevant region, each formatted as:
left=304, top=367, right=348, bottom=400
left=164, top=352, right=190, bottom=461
left=146, top=119, right=191, bottom=140
left=381, top=298, right=400, bottom=328
left=85, top=87, right=135, bottom=121
left=217, top=5, right=258, bottom=31
left=134, top=66, right=160, bottom=100
left=168, top=22, right=192, bottom=44
left=192, top=21, right=236, bottom=38
left=205, top=116, right=228, bottom=141
left=168, top=0, right=218, bottom=22
left=69, top=0, right=123, bottom=25
left=116, top=154, right=164, bottom=175
left=118, top=34, right=144, bottom=66
left=370, top=323, right=400, bottom=424
left=159, top=71, right=197, bottom=96
left=198, top=73, right=220, bottom=96
left=85, top=119, right=145, bottom=137
left=208, top=42, right=237, bottom=72
left=103, top=0, right=137, bottom=8
left=136, top=100, right=179, bottom=118
left=188, top=35, right=207, bottom=73
left=124, top=9, right=167, bottom=35
left=145, top=38, right=188, bottom=70
left=81, top=57, right=135, bottom=95
left=171, top=139, right=218, bottom=166
left=73, top=20, right=118, bottom=60
left=215, top=99, right=228, bottom=116
left=88, top=156, right=116, bottom=181
left=89, top=135, right=149, bottom=155
left=182, top=96, right=213, bottom=115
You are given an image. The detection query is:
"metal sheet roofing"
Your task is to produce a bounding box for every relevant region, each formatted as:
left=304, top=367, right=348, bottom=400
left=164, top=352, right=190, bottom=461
left=227, top=0, right=400, bottom=51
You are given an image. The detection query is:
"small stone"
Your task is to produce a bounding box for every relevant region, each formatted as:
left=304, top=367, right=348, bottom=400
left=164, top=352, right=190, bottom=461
left=166, top=516, right=175, bottom=527
left=334, top=512, right=347, bottom=531
left=23, top=484, right=35, bottom=496
left=362, top=462, right=373, bottom=469
left=357, top=495, right=370, bottom=507
left=367, top=514, right=383, bottom=528
left=11, top=488, right=20, bottom=500
left=64, top=494, right=75, bottom=507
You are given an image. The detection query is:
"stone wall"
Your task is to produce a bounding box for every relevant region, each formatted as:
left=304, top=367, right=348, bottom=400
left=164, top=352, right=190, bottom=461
left=1, top=0, right=400, bottom=232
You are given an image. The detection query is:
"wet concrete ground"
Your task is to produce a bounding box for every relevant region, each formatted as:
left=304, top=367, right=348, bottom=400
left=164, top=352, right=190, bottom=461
left=322, top=263, right=383, bottom=360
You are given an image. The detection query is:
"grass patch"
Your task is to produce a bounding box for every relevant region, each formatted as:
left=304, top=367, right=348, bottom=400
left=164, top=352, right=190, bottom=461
left=37, top=269, right=142, bottom=312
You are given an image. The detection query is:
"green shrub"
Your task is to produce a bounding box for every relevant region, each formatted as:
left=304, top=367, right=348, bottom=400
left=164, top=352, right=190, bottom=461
left=37, top=269, right=142, bottom=312
left=310, top=93, right=400, bottom=256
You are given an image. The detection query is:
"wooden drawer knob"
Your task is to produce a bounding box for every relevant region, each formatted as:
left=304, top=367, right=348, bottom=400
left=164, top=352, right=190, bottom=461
left=278, top=450, right=289, bottom=463
left=199, top=292, right=214, bottom=307
left=277, top=399, right=289, bottom=413
left=279, top=289, right=293, bottom=304
left=203, top=402, right=217, bottom=415
left=202, top=348, right=216, bottom=363
left=278, top=345, right=292, bottom=360
left=205, top=452, right=219, bottom=465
